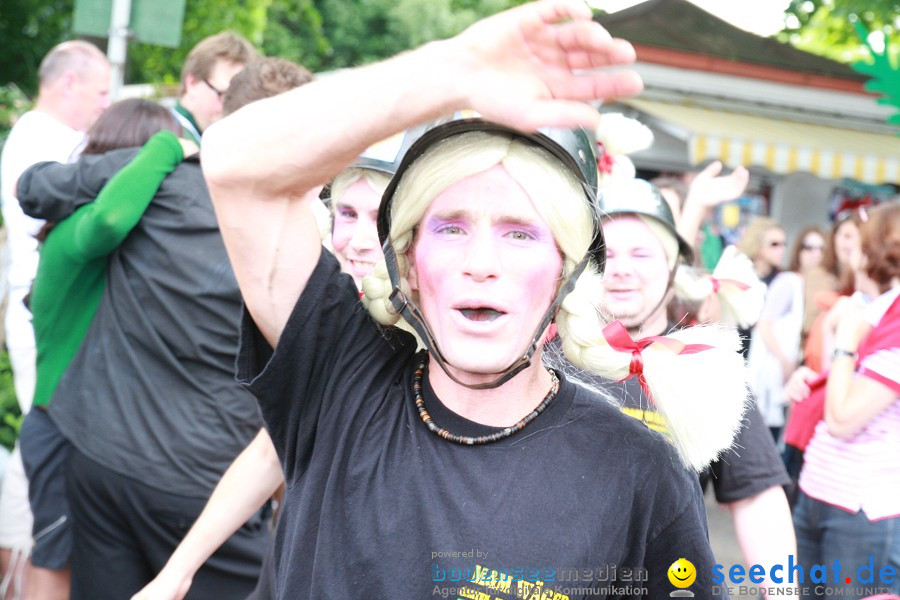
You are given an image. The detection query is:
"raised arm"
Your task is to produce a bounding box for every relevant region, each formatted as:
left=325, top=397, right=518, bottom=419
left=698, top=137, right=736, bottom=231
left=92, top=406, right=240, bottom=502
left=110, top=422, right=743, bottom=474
left=825, top=301, right=897, bottom=438
left=202, top=0, right=642, bottom=347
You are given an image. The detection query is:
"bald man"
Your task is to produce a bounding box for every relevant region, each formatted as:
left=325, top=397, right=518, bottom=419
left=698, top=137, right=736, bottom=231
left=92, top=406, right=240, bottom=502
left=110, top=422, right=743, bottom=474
left=0, top=39, right=110, bottom=600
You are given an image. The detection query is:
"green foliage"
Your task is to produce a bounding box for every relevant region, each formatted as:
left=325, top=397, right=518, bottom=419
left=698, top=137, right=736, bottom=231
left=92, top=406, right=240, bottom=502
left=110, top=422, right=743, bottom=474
left=851, top=21, right=900, bottom=128
left=263, top=0, right=529, bottom=73
left=779, top=0, right=900, bottom=64
left=0, top=84, right=33, bottom=137
left=1, top=0, right=534, bottom=92
left=0, top=352, right=22, bottom=453
left=125, top=0, right=272, bottom=86
left=0, top=0, right=75, bottom=96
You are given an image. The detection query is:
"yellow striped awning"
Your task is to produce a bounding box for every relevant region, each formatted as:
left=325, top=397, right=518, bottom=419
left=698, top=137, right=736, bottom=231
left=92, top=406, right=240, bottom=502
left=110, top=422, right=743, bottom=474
left=627, top=98, right=900, bottom=185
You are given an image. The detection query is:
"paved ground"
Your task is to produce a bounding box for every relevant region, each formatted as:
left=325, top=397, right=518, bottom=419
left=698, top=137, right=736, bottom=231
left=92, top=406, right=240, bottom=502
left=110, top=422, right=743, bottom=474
left=705, top=487, right=756, bottom=600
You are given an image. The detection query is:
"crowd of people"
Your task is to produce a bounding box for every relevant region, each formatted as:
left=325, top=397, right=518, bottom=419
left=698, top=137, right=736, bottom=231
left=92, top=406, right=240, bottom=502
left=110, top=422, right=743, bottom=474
left=0, top=1, right=897, bottom=599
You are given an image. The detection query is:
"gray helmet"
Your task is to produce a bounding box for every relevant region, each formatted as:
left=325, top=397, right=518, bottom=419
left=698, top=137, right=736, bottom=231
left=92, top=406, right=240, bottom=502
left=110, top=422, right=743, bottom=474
left=598, top=178, right=694, bottom=264
left=377, top=118, right=604, bottom=270
left=375, top=117, right=604, bottom=389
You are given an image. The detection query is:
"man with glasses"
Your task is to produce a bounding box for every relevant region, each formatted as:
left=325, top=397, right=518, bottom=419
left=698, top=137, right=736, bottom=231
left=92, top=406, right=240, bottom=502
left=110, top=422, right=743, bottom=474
left=172, top=32, right=257, bottom=145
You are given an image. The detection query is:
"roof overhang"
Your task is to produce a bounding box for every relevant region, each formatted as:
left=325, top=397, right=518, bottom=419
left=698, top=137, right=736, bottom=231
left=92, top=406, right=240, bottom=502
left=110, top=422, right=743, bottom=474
left=620, top=98, right=900, bottom=184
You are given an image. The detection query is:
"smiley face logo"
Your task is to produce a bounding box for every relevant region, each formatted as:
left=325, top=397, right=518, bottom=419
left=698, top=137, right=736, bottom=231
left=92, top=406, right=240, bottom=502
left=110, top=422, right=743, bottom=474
left=668, top=558, right=696, bottom=588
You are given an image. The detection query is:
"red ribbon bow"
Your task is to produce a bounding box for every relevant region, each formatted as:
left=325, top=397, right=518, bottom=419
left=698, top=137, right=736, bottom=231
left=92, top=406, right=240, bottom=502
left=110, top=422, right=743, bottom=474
left=602, top=320, right=714, bottom=402
left=596, top=142, right=615, bottom=175
left=710, top=277, right=750, bottom=294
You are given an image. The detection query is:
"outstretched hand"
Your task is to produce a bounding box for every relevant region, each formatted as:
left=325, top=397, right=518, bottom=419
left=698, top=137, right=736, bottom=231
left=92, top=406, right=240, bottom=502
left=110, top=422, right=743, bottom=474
left=450, top=0, right=643, bottom=131
left=785, top=365, right=818, bottom=403
left=687, top=161, right=750, bottom=208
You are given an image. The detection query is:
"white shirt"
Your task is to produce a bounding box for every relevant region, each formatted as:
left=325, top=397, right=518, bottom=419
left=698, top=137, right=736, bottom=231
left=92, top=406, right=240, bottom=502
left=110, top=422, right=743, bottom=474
left=0, top=110, right=84, bottom=349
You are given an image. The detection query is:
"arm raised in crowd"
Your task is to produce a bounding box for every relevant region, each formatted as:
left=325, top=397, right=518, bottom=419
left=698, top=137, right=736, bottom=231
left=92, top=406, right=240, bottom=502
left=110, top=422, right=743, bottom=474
left=202, top=0, right=642, bottom=348
left=825, top=301, right=896, bottom=438
left=17, top=149, right=137, bottom=221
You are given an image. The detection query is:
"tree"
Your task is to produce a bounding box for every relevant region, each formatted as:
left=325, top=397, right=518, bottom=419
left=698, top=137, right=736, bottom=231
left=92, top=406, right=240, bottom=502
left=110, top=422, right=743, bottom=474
left=125, top=0, right=270, bottom=87
left=0, top=0, right=75, bottom=96
left=779, top=0, right=900, bottom=64
left=262, top=0, right=528, bottom=73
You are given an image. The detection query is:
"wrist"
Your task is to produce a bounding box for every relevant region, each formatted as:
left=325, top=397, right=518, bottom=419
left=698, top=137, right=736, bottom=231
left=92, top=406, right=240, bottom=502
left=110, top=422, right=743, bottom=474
left=831, top=348, right=858, bottom=362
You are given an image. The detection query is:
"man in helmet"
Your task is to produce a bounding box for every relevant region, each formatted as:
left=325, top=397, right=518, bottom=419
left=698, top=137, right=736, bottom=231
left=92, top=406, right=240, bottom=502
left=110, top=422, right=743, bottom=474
left=203, top=2, right=746, bottom=598
left=131, top=130, right=427, bottom=600
left=594, top=178, right=796, bottom=598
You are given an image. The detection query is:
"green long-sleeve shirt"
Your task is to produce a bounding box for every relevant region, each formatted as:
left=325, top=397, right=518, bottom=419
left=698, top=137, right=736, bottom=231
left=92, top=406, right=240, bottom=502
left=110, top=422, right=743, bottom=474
left=30, top=130, right=183, bottom=408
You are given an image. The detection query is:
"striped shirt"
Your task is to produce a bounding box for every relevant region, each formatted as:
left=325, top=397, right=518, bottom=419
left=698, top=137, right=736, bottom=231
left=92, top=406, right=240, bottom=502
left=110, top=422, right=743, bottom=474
left=799, top=287, right=900, bottom=521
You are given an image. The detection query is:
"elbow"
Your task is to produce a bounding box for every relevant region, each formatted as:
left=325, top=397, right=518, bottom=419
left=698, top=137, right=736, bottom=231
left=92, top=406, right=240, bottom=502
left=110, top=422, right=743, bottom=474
left=199, top=122, right=235, bottom=188
left=823, top=413, right=859, bottom=440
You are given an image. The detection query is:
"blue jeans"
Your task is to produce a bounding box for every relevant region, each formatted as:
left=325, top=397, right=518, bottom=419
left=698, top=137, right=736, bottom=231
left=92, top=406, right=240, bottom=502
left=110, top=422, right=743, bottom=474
left=794, top=491, right=900, bottom=599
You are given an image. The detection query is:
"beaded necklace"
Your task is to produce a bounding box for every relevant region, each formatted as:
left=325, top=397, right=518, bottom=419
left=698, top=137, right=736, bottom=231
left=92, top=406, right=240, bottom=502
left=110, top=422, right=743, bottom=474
left=413, top=354, right=560, bottom=445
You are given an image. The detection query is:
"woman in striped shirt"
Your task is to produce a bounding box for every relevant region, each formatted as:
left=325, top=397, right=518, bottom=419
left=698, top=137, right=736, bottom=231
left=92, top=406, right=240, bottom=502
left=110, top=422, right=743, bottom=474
left=793, top=201, right=900, bottom=600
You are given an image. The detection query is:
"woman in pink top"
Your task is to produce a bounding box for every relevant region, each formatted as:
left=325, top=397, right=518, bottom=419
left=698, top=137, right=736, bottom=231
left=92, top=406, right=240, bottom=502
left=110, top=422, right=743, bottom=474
left=793, top=202, right=900, bottom=600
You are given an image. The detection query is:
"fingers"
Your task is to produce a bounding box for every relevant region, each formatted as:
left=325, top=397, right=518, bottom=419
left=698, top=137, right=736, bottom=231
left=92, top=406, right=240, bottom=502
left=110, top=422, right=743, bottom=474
left=729, top=165, right=750, bottom=187
left=566, top=39, right=638, bottom=71
left=532, top=0, right=595, bottom=25
left=699, top=160, right=724, bottom=180
left=513, top=99, right=606, bottom=131
left=549, top=69, right=643, bottom=101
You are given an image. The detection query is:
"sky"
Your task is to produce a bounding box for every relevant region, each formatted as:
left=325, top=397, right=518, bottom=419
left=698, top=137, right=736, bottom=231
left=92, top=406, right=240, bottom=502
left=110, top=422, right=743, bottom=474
left=590, top=0, right=793, bottom=37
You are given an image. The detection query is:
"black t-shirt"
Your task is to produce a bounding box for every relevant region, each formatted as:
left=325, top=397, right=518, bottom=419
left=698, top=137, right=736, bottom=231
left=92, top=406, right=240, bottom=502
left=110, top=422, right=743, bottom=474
left=569, top=353, right=789, bottom=504
left=238, top=251, right=725, bottom=600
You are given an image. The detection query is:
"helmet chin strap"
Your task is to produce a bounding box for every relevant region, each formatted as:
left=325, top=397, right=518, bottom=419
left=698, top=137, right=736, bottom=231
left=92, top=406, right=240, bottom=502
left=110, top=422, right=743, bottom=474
left=628, top=261, right=679, bottom=336
left=383, top=243, right=590, bottom=390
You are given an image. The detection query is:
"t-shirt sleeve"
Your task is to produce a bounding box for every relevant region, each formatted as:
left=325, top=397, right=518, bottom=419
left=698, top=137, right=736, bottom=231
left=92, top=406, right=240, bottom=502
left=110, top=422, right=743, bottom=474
left=707, top=400, right=790, bottom=503
left=236, top=250, right=414, bottom=480
left=858, top=347, right=900, bottom=395
left=17, top=148, right=136, bottom=220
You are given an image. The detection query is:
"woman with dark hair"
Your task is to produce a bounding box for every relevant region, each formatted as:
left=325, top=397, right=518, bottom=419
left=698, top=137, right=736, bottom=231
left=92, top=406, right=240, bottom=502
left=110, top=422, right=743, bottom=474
left=792, top=202, right=900, bottom=600
left=80, top=98, right=181, bottom=155
left=783, top=216, right=866, bottom=508
left=802, top=214, right=864, bottom=373
left=15, top=97, right=192, bottom=598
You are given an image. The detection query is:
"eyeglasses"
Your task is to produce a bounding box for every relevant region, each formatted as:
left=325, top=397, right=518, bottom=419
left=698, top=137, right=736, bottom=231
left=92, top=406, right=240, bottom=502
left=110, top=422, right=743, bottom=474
left=203, top=79, right=226, bottom=99
left=802, top=244, right=825, bottom=251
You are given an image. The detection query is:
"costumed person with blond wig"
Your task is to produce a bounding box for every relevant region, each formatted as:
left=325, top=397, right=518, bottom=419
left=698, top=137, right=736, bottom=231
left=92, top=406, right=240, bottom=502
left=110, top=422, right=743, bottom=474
left=131, top=125, right=426, bottom=600
left=551, top=177, right=794, bottom=598
left=203, top=2, right=748, bottom=597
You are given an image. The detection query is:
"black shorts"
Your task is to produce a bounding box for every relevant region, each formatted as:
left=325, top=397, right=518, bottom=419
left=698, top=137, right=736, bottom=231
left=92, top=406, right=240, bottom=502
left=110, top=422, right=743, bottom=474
left=66, top=448, right=270, bottom=600
left=19, top=407, right=72, bottom=569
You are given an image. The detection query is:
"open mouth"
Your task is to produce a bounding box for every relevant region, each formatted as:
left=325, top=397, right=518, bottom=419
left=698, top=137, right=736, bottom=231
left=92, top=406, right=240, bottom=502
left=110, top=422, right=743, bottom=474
left=458, top=307, right=505, bottom=322
left=348, top=259, right=375, bottom=271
